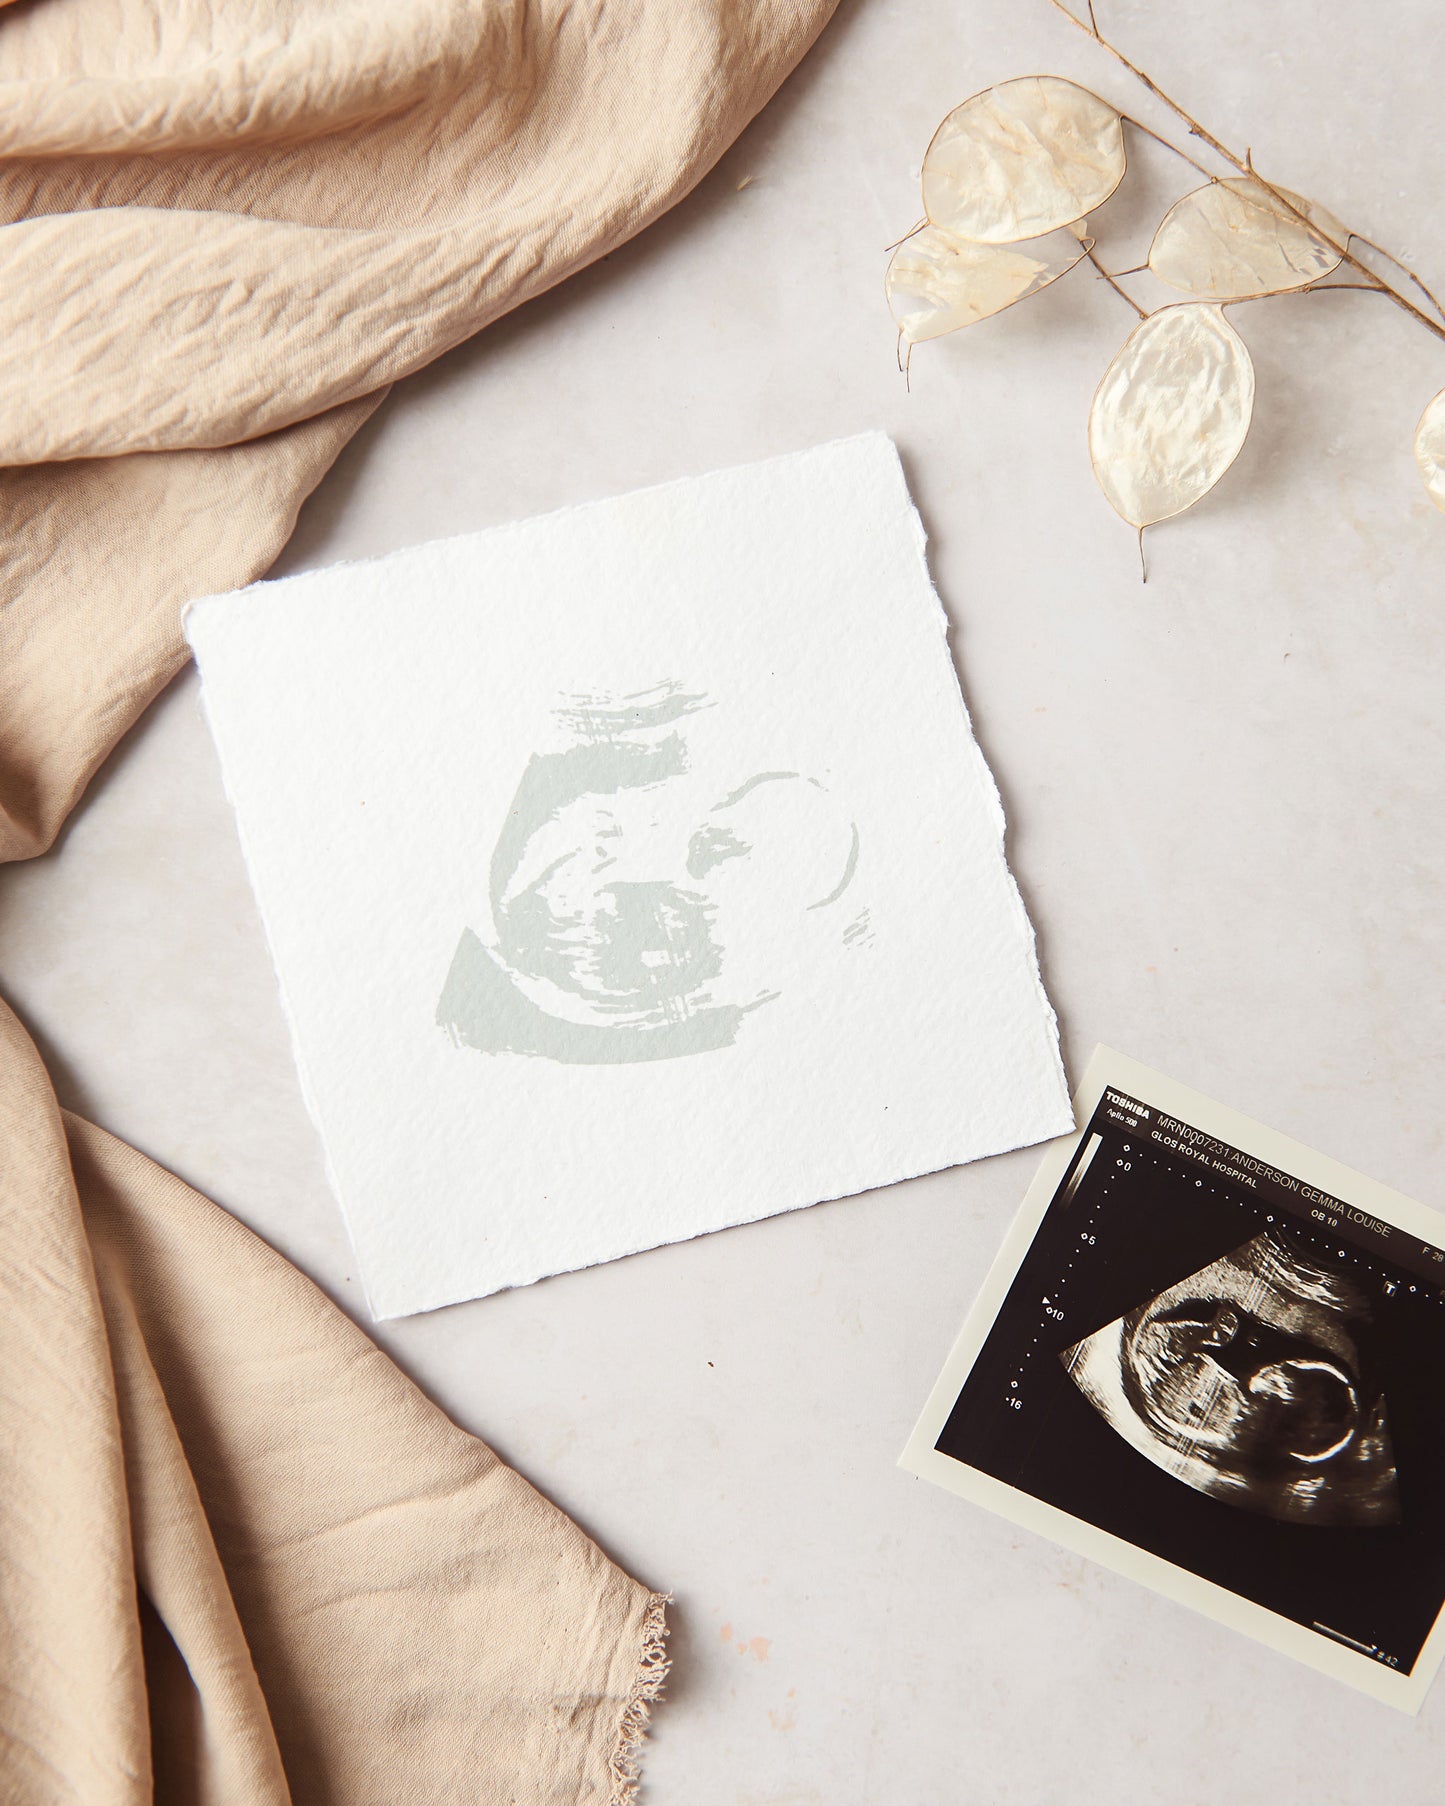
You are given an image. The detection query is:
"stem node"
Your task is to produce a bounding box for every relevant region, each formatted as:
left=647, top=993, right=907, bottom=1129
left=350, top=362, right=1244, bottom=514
left=1041, top=0, right=1445, bottom=348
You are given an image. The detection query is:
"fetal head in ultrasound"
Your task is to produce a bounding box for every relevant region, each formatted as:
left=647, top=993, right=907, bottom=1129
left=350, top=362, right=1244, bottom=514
left=1062, top=1230, right=1399, bottom=1527
left=923, top=1066, right=1445, bottom=1690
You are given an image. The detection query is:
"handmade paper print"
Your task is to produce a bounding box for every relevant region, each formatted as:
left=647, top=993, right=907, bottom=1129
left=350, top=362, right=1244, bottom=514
left=902, top=1047, right=1445, bottom=1711
left=186, top=434, right=1070, bottom=1318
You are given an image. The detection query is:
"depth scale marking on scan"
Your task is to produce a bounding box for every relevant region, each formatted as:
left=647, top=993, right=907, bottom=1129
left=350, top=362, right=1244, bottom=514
left=902, top=1047, right=1445, bottom=1710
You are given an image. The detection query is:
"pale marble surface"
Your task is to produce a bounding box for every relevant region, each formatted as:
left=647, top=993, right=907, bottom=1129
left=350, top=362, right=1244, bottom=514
left=5, top=1, right=1445, bottom=1799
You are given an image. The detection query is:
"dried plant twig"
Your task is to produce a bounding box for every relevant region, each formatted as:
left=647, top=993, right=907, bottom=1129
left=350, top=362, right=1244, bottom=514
left=884, top=5, right=1445, bottom=553
left=1346, top=231, right=1445, bottom=327
left=1082, top=242, right=1146, bottom=319
left=1043, top=0, right=1445, bottom=347
left=1120, top=114, right=1215, bottom=181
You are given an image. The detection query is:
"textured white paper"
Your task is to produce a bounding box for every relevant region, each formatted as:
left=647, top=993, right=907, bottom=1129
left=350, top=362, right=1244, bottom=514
left=186, top=434, right=1070, bottom=1317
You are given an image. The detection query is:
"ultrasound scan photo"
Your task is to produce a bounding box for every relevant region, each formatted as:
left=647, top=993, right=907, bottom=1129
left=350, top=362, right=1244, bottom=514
left=1062, top=1230, right=1399, bottom=1528
left=902, top=1050, right=1445, bottom=1709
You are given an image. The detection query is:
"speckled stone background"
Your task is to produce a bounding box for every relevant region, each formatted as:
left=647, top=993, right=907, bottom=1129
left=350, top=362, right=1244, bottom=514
left=4, top=2, right=1443, bottom=1798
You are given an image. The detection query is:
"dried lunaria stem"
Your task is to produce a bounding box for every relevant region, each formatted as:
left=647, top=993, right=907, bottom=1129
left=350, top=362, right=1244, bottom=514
left=1044, top=0, right=1445, bottom=338
left=885, top=3, right=1445, bottom=569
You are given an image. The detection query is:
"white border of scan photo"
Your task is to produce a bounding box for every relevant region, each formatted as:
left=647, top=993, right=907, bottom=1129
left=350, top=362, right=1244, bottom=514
left=901, top=1046, right=1445, bottom=1712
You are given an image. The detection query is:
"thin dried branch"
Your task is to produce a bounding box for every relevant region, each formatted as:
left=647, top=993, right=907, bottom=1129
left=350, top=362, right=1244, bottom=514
left=889, top=13, right=1445, bottom=554
left=884, top=218, right=928, bottom=254
left=1346, top=231, right=1445, bottom=327
left=1120, top=114, right=1215, bottom=181
left=1221, top=282, right=1398, bottom=310
left=1043, top=0, right=1240, bottom=167
left=1082, top=242, right=1147, bottom=318
left=1042, top=0, right=1445, bottom=347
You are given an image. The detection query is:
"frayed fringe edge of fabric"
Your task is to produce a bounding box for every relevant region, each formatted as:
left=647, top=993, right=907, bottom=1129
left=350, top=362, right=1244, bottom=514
left=607, top=1592, right=671, bottom=1805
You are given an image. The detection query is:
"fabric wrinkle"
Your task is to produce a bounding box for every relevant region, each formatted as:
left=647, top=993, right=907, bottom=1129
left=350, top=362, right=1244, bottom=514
left=0, top=0, right=837, bottom=1798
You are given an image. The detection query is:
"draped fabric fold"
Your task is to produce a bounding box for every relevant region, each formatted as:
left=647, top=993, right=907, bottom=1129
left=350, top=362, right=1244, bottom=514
left=0, top=0, right=835, bottom=859
left=2, top=998, right=668, bottom=1804
left=1, top=394, right=386, bottom=861
left=0, top=0, right=836, bottom=1797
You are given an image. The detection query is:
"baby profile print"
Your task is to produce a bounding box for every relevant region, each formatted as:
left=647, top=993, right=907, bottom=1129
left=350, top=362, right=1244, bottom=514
left=437, top=680, right=867, bottom=1065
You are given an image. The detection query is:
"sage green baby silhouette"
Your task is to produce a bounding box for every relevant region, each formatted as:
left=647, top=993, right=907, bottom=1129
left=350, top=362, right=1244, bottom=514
left=437, top=682, right=860, bottom=1064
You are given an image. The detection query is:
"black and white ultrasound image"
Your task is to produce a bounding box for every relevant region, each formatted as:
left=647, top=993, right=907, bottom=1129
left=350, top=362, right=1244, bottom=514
left=936, top=1098, right=1445, bottom=1673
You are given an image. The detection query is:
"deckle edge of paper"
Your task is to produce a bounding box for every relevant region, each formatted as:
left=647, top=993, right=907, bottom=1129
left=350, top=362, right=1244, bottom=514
left=187, top=672, right=387, bottom=1315
left=366, top=1101, right=1078, bottom=1320
left=179, top=431, right=910, bottom=640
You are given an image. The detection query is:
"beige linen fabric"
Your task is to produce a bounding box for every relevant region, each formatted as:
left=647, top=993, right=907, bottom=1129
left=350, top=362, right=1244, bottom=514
left=0, top=1, right=835, bottom=1799
left=0, top=0, right=834, bottom=858
left=1, top=998, right=668, bottom=1805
